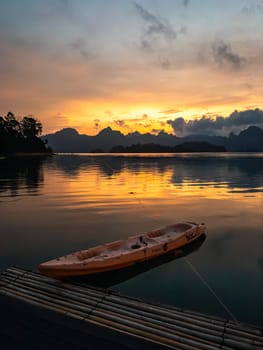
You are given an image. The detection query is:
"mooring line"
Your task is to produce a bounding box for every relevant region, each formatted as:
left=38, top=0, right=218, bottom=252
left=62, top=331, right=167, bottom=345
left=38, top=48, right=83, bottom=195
left=184, top=257, right=240, bottom=325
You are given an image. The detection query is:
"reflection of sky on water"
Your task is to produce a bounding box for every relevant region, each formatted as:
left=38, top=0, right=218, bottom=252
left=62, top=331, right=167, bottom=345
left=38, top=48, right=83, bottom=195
left=47, top=153, right=263, bottom=194
left=170, top=157, right=263, bottom=193
left=0, top=153, right=263, bottom=325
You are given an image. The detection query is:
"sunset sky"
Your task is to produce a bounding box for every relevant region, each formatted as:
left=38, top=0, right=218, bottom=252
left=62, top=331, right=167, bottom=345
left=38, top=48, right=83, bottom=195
left=1, top=0, right=263, bottom=135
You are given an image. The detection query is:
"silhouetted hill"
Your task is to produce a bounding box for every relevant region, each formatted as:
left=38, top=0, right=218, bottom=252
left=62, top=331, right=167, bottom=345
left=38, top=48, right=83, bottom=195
left=43, top=128, right=91, bottom=153
left=43, top=125, right=263, bottom=152
left=92, top=127, right=127, bottom=151
left=43, top=127, right=178, bottom=152
left=227, top=126, right=263, bottom=151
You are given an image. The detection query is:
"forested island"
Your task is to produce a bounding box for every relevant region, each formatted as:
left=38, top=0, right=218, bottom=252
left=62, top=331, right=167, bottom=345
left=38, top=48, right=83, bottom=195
left=0, top=112, right=52, bottom=155
left=110, top=142, right=226, bottom=153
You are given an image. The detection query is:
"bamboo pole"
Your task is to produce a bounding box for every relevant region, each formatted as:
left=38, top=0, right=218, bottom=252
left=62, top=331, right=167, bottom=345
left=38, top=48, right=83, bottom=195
left=5, top=267, right=260, bottom=333
left=0, top=273, right=243, bottom=344
left=1, top=276, right=262, bottom=350
left=0, top=277, right=230, bottom=349
left=1, top=284, right=262, bottom=350
left=0, top=269, right=249, bottom=329
left=0, top=281, right=236, bottom=350
left=0, top=271, right=248, bottom=337
left=0, top=268, right=250, bottom=330
left=1, top=267, right=263, bottom=350
left=2, top=269, right=261, bottom=344
left=5, top=267, right=259, bottom=333
left=0, top=285, right=220, bottom=350
left=1, top=268, right=262, bottom=348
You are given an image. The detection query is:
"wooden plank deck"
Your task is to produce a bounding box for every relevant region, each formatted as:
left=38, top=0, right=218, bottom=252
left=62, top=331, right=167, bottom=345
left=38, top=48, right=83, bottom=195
left=0, top=267, right=262, bottom=350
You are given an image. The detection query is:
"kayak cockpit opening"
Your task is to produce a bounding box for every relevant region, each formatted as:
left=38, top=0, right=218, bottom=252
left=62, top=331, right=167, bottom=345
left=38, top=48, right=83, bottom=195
left=131, top=243, right=141, bottom=249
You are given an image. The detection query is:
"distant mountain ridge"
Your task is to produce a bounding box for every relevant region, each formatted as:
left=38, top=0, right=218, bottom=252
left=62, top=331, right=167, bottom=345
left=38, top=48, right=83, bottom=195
left=43, top=126, right=263, bottom=152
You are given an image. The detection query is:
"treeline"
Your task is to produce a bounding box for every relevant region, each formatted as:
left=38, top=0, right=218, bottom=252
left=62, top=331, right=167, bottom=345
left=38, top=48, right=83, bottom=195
left=0, top=112, right=52, bottom=154
left=110, top=142, right=226, bottom=153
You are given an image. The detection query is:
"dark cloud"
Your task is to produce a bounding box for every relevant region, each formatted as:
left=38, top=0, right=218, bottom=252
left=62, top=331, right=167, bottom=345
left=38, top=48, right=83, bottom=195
left=159, top=58, right=172, bottom=70
left=179, top=26, right=187, bottom=35
left=167, top=109, right=263, bottom=136
left=134, top=2, right=176, bottom=40
left=133, top=2, right=187, bottom=70
left=113, top=120, right=132, bottom=132
left=93, top=119, right=100, bottom=130
left=159, top=109, right=181, bottom=115
left=133, top=2, right=177, bottom=50
left=114, top=120, right=126, bottom=127
left=140, top=39, right=153, bottom=51
left=167, top=117, right=186, bottom=134
left=70, top=38, right=90, bottom=58
left=212, top=40, right=245, bottom=70
left=183, top=0, right=190, bottom=8
left=227, top=109, right=263, bottom=126
left=242, top=1, right=263, bottom=14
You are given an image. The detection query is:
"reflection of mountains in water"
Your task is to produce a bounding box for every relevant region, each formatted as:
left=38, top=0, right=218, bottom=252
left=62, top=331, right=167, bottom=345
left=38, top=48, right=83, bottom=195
left=67, top=234, right=206, bottom=288
left=0, top=156, right=49, bottom=198
left=53, top=154, right=263, bottom=193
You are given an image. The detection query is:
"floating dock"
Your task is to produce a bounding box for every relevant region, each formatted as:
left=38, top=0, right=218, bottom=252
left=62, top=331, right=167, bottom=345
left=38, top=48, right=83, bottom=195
left=0, top=267, right=262, bottom=350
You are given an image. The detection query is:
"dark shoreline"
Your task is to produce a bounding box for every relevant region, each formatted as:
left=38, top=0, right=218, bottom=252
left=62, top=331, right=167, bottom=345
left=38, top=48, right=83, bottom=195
left=0, top=152, right=53, bottom=157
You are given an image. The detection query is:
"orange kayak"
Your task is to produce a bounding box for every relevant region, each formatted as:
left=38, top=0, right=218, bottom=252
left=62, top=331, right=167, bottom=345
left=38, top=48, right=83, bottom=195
left=38, top=222, right=206, bottom=279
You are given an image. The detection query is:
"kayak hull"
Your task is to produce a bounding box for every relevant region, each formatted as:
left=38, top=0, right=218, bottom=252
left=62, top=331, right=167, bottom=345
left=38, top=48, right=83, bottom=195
left=38, top=222, right=206, bottom=279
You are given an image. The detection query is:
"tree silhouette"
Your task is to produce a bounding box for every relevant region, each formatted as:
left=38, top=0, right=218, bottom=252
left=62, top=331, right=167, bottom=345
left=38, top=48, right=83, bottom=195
left=0, top=112, right=51, bottom=154
left=21, top=117, right=42, bottom=138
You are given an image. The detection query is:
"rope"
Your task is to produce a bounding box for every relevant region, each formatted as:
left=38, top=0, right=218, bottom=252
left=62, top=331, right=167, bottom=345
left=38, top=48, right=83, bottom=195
left=184, top=257, right=240, bottom=325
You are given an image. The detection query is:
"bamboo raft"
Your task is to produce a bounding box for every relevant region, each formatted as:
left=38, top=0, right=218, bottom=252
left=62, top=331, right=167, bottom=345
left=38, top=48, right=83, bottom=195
left=0, top=267, right=262, bottom=350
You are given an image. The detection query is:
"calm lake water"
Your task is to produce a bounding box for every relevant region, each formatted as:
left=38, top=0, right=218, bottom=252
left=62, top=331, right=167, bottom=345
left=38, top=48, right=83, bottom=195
left=0, top=153, right=263, bottom=326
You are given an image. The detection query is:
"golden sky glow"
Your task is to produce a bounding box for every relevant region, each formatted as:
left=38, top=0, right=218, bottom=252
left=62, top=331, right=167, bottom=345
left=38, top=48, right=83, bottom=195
left=1, top=1, right=263, bottom=135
